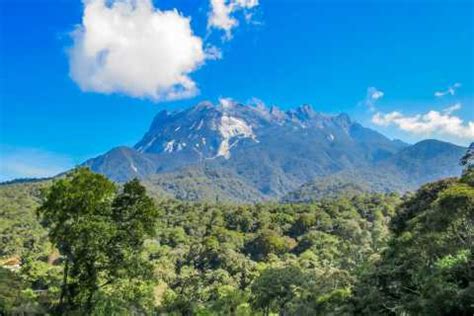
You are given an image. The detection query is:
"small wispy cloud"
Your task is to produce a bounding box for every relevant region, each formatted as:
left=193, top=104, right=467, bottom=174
left=207, top=0, right=259, bottom=40
left=205, top=45, right=223, bottom=60
left=360, top=86, right=384, bottom=112
left=372, top=103, right=474, bottom=140
left=0, top=146, right=75, bottom=181
left=443, top=103, right=462, bottom=115
left=434, top=83, right=461, bottom=98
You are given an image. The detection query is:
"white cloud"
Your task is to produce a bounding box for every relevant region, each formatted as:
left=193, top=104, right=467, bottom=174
left=218, top=97, right=237, bottom=108
left=361, top=86, right=384, bottom=112
left=204, top=45, right=223, bottom=60
left=69, top=0, right=208, bottom=101
left=372, top=103, right=474, bottom=140
left=370, top=87, right=384, bottom=100
left=434, top=82, right=461, bottom=98
left=443, top=103, right=462, bottom=115
left=0, top=147, right=75, bottom=181
left=208, top=0, right=259, bottom=39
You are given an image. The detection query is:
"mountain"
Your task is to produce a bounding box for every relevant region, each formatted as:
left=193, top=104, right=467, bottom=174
left=83, top=101, right=466, bottom=202
left=282, top=139, right=466, bottom=202
left=378, top=139, right=466, bottom=181
left=143, top=165, right=265, bottom=203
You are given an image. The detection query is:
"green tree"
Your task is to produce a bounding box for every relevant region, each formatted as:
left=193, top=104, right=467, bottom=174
left=355, top=176, right=474, bottom=315
left=37, top=168, right=160, bottom=314
left=245, top=229, right=296, bottom=261
left=250, top=266, right=305, bottom=315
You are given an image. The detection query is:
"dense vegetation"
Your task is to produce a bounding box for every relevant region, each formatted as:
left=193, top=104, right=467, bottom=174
left=0, top=156, right=473, bottom=314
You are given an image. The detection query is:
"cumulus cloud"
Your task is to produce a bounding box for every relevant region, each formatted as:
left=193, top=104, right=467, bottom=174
left=69, top=0, right=208, bottom=101
left=208, top=0, right=259, bottom=39
left=434, top=83, right=461, bottom=98
left=0, top=147, right=75, bottom=181
left=372, top=103, right=474, bottom=140
left=361, top=87, right=384, bottom=112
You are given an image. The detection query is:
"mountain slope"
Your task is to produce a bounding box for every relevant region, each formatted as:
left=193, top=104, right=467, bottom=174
left=379, top=139, right=466, bottom=181
left=82, top=101, right=465, bottom=202
left=144, top=165, right=266, bottom=202
left=283, top=139, right=466, bottom=202
left=83, top=147, right=160, bottom=182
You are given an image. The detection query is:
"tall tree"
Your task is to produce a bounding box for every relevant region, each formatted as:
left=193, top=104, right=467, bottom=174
left=354, top=176, right=474, bottom=315
left=37, top=168, right=160, bottom=314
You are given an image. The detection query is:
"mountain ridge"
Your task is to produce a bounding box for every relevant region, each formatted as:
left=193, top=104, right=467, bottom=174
left=77, top=101, right=465, bottom=202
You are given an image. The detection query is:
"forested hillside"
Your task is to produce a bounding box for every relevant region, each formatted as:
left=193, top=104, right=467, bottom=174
left=1, top=162, right=472, bottom=315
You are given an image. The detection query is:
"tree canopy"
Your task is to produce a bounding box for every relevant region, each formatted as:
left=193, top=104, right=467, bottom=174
left=37, top=168, right=160, bottom=314
left=0, top=167, right=472, bottom=315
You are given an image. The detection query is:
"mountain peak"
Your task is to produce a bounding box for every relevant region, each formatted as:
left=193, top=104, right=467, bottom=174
left=193, top=101, right=214, bottom=111
left=296, top=104, right=316, bottom=117
left=85, top=100, right=465, bottom=200
left=335, top=113, right=351, bottom=128
left=403, top=139, right=466, bottom=157
left=218, top=98, right=241, bottom=110
left=131, top=101, right=419, bottom=165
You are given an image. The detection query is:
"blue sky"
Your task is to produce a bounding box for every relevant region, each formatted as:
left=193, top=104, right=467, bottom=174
left=1, top=0, right=473, bottom=180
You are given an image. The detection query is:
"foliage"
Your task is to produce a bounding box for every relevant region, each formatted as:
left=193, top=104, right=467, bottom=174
left=146, top=165, right=265, bottom=203
left=0, top=180, right=50, bottom=258
left=36, top=168, right=160, bottom=314
left=1, top=167, right=473, bottom=315
left=354, top=168, right=474, bottom=315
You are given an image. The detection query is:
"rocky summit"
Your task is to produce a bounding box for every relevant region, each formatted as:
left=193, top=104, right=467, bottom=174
left=83, top=101, right=466, bottom=202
